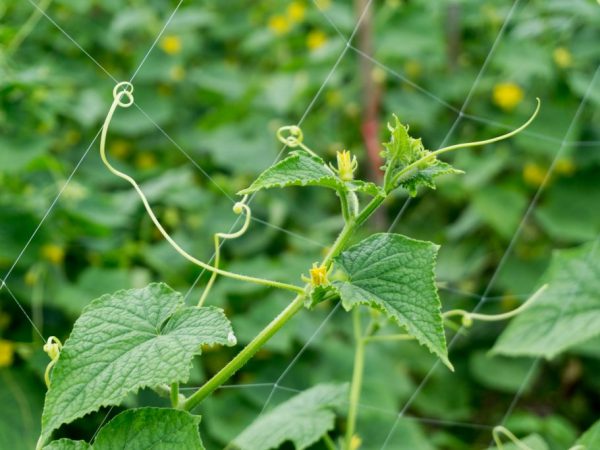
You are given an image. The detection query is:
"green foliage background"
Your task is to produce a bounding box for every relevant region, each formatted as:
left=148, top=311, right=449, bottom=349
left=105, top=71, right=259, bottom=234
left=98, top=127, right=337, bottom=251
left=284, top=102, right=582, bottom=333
left=1, top=0, right=599, bottom=448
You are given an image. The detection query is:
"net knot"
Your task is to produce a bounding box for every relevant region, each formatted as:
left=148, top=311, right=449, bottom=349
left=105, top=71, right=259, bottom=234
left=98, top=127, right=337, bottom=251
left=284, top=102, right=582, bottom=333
left=112, top=81, right=134, bottom=107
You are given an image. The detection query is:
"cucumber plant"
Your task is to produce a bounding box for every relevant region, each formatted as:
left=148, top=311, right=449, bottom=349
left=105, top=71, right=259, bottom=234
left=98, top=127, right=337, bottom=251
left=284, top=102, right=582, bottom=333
left=37, top=82, right=554, bottom=450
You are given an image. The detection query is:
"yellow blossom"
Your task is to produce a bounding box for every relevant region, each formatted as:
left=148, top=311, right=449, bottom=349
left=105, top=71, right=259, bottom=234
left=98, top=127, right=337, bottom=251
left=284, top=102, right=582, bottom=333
left=111, top=139, right=131, bottom=158
left=307, top=30, right=327, bottom=51
left=404, top=60, right=422, bottom=79
left=41, top=244, right=65, bottom=264
left=553, top=47, right=572, bottom=68
left=371, top=67, right=386, bottom=84
left=135, top=152, right=157, bottom=170
left=335, top=150, right=358, bottom=181
left=268, top=15, right=291, bottom=35
left=24, top=269, right=38, bottom=286
left=523, top=162, right=546, bottom=187
left=309, top=263, right=328, bottom=286
left=287, top=1, right=306, bottom=22
left=350, top=434, right=362, bottom=450
left=0, top=340, right=14, bottom=367
left=555, top=158, right=575, bottom=176
left=160, top=35, right=182, bottom=55
left=492, top=82, right=524, bottom=111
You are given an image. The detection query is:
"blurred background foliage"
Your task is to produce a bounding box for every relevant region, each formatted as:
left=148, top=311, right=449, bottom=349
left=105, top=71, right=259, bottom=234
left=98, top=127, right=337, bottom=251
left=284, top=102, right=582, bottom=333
left=1, top=0, right=599, bottom=448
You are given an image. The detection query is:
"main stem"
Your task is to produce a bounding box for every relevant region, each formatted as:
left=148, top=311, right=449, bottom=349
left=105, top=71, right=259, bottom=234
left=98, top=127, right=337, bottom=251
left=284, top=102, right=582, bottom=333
left=345, top=308, right=366, bottom=449
left=183, top=203, right=380, bottom=411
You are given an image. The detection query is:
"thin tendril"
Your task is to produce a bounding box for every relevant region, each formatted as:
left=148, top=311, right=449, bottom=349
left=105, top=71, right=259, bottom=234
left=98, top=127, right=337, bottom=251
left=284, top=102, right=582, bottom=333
left=43, top=336, right=62, bottom=388
left=492, top=426, right=535, bottom=450
left=198, top=196, right=252, bottom=307
left=100, top=82, right=304, bottom=295
left=392, top=98, right=541, bottom=188
left=443, top=284, right=547, bottom=327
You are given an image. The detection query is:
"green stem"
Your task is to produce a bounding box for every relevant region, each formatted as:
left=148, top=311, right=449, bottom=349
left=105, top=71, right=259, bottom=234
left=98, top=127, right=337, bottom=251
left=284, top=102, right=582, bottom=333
left=345, top=308, right=365, bottom=450
left=356, top=195, right=386, bottom=227
left=183, top=293, right=306, bottom=411
left=322, top=433, right=338, bottom=450
left=363, top=333, right=415, bottom=343
left=8, top=0, right=53, bottom=55
left=170, top=382, right=179, bottom=408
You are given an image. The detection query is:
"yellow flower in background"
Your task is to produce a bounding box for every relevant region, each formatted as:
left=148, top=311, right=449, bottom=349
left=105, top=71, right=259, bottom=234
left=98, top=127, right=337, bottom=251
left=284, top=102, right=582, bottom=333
left=160, top=35, right=182, bottom=55
left=371, top=67, right=386, bottom=84
left=287, top=1, right=306, bottom=23
left=492, top=82, right=524, bottom=111
left=24, top=268, right=38, bottom=286
left=350, top=434, right=362, bottom=450
left=404, top=60, right=422, bottom=79
left=111, top=139, right=131, bottom=158
left=523, top=162, right=546, bottom=187
left=0, top=340, right=14, bottom=367
left=135, top=152, right=158, bottom=170
left=307, top=30, right=327, bottom=51
left=555, top=158, right=576, bottom=176
left=41, top=244, right=65, bottom=265
left=268, top=15, right=291, bottom=35
left=553, top=47, right=572, bottom=68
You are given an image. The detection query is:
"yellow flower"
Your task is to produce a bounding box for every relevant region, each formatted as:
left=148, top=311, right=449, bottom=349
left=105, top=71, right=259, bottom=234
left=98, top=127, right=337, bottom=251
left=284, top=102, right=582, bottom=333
left=553, top=47, right=572, bottom=68
left=307, top=30, right=327, bottom=51
left=111, top=139, right=131, bottom=158
left=0, top=340, right=15, bottom=367
left=350, top=434, right=362, bottom=450
left=404, top=60, right=422, bottom=79
left=24, top=269, right=38, bottom=286
left=268, top=15, right=291, bottom=35
left=371, top=67, right=386, bottom=84
left=287, top=1, right=306, bottom=23
left=334, top=150, right=358, bottom=181
left=492, top=82, right=524, bottom=111
left=160, top=35, right=182, bottom=55
left=523, top=162, right=546, bottom=187
left=41, top=244, right=65, bottom=265
left=135, top=152, right=157, bottom=170
left=555, top=158, right=575, bottom=176
left=309, top=263, right=328, bottom=286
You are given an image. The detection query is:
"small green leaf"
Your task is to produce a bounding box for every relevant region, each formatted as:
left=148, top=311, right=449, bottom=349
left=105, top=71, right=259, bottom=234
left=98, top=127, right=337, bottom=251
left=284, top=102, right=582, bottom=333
left=44, top=440, right=91, bottom=450
left=237, top=152, right=343, bottom=195
left=382, top=115, right=461, bottom=195
left=493, top=240, right=600, bottom=359
left=94, top=408, right=204, bottom=449
left=232, top=383, right=347, bottom=450
left=332, top=233, right=451, bottom=369
left=346, top=180, right=386, bottom=197
left=41, top=283, right=234, bottom=442
left=575, top=418, right=600, bottom=448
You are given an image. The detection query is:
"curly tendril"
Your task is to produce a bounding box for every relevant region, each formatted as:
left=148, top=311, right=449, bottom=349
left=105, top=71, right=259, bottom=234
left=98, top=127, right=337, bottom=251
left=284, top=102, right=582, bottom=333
left=43, top=336, right=62, bottom=387
left=99, top=82, right=305, bottom=298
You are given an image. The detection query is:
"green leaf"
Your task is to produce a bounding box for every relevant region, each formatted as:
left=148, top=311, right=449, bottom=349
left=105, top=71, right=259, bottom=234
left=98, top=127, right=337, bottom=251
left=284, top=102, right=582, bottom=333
left=332, top=233, right=451, bottom=369
left=93, top=408, right=204, bottom=449
left=232, top=383, right=347, bottom=450
left=44, top=440, right=91, bottom=450
left=575, top=418, right=600, bottom=448
left=382, top=115, right=462, bottom=195
left=41, top=283, right=234, bottom=442
left=493, top=240, right=600, bottom=358
left=346, top=180, right=386, bottom=197
left=43, top=408, right=204, bottom=450
left=238, top=151, right=343, bottom=195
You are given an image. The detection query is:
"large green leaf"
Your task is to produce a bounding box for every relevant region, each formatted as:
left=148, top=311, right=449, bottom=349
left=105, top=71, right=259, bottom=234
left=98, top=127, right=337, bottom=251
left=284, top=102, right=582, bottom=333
left=232, top=383, right=347, bottom=450
left=41, top=283, right=234, bottom=442
left=332, top=233, right=450, bottom=369
left=44, top=408, right=204, bottom=450
left=575, top=418, right=600, bottom=448
left=493, top=240, right=600, bottom=358
left=237, top=151, right=343, bottom=195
